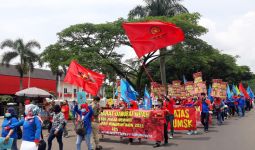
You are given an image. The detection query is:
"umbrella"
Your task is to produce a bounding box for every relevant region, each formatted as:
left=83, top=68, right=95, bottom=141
left=15, top=87, right=52, bottom=98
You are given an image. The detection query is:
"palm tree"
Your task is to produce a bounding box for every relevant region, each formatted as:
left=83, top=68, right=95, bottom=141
left=1, top=38, right=41, bottom=90
left=41, top=44, right=68, bottom=96
left=128, top=0, right=188, bottom=92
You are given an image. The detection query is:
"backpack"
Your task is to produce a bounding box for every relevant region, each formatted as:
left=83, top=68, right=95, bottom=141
left=75, top=120, right=86, bottom=136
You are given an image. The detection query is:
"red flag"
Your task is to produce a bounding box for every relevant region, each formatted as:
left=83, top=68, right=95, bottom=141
left=239, top=82, right=249, bottom=99
left=123, top=21, right=184, bottom=58
left=64, top=61, right=105, bottom=96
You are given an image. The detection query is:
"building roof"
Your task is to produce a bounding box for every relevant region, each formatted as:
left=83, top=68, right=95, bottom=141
left=0, top=65, right=63, bottom=80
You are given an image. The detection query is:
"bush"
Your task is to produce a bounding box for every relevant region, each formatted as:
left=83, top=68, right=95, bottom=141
left=0, top=95, right=13, bottom=103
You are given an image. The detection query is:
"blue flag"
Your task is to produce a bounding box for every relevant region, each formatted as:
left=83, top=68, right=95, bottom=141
left=247, top=86, right=254, bottom=99
left=120, top=79, right=138, bottom=103
left=227, top=84, right=233, bottom=99
left=232, top=84, right=237, bottom=95
left=183, top=75, right=187, bottom=84
left=207, top=85, right=214, bottom=102
left=143, top=87, right=152, bottom=110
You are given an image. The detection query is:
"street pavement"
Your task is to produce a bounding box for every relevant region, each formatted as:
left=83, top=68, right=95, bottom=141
left=3, top=110, right=255, bottom=150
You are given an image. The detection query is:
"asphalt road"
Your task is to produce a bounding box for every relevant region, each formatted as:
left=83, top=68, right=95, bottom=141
left=8, top=110, right=255, bottom=150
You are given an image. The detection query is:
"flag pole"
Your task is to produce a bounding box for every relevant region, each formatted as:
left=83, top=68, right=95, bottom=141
left=28, top=68, right=31, bottom=88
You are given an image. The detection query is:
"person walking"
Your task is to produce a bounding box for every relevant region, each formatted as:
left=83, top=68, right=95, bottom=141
left=74, top=103, right=94, bottom=150
left=213, top=97, right=224, bottom=125
left=163, top=95, right=175, bottom=139
left=61, top=100, right=70, bottom=138
left=237, top=95, right=246, bottom=117
left=153, top=99, right=167, bottom=148
left=91, top=96, right=103, bottom=150
left=1, top=107, right=19, bottom=150
left=6, top=104, right=42, bottom=150
left=47, top=104, right=65, bottom=150
left=200, top=93, right=211, bottom=132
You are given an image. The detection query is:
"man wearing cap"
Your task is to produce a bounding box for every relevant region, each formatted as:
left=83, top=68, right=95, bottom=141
left=91, top=96, right=103, bottom=150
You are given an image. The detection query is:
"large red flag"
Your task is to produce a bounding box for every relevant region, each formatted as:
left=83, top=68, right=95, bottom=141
left=64, top=61, right=105, bottom=96
left=239, top=82, right=249, bottom=99
left=122, top=21, right=184, bottom=58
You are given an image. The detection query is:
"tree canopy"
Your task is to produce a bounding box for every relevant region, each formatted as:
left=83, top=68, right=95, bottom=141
left=41, top=13, right=253, bottom=95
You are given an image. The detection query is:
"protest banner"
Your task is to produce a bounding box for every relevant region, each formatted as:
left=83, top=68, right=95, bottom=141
left=151, top=82, right=166, bottom=98
left=211, top=79, right=222, bottom=97
left=185, top=81, right=195, bottom=97
left=211, top=79, right=227, bottom=98
left=99, top=109, right=165, bottom=141
left=168, top=84, right=174, bottom=96
left=193, top=72, right=207, bottom=95
left=172, top=107, right=197, bottom=130
left=77, top=91, right=86, bottom=105
left=220, top=82, right=227, bottom=98
left=168, top=80, right=186, bottom=98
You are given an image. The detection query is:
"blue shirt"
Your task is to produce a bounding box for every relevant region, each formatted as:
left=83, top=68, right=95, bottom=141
left=74, top=105, right=93, bottom=135
left=238, top=97, right=246, bottom=107
left=202, top=100, right=210, bottom=113
left=1, top=117, right=18, bottom=139
left=10, top=116, right=41, bottom=142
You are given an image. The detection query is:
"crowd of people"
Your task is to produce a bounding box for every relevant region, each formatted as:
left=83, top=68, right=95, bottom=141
left=1, top=96, right=103, bottom=150
left=1, top=93, right=253, bottom=150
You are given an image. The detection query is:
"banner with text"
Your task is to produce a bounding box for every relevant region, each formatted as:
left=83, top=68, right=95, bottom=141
left=193, top=72, right=207, bottom=95
left=99, top=110, right=165, bottom=141
left=172, top=107, right=197, bottom=130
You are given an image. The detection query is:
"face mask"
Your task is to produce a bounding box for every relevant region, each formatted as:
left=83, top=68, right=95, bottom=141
left=5, top=113, right=11, bottom=118
left=26, top=111, right=33, bottom=116
left=81, top=109, right=86, bottom=112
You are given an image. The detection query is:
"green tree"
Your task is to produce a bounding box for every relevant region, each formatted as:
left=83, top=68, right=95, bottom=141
left=56, top=21, right=130, bottom=87
left=1, top=38, right=41, bottom=90
left=41, top=43, right=70, bottom=95
left=42, top=13, right=207, bottom=95
left=128, top=0, right=189, bottom=92
left=147, top=44, right=253, bottom=86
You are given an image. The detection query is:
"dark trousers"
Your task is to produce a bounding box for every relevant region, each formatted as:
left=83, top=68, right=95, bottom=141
left=48, top=122, right=52, bottom=133
left=164, top=123, right=168, bottom=143
left=246, top=101, right=251, bottom=111
left=230, top=106, right=236, bottom=116
left=47, top=128, right=63, bottom=150
left=168, top=114, right=174, bottom=135
left=216, top=111, right=222, bottom=124
left=201, top=112, right=209, bottom=131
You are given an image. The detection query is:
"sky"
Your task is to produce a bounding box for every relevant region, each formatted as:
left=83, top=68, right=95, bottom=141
left=0, top=0, right=255, bottom=72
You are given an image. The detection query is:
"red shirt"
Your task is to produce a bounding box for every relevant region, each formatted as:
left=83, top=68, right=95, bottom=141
left=130, top=101, right=138, bottom=110
left=163, top=99, right=175, bottom=115
left=61, top=105, right=70, bottom=120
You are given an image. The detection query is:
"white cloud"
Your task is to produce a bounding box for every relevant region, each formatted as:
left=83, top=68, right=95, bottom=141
left=0, top=0, right=143, bottom=64
left=199, top=11, right=255, bottom=72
